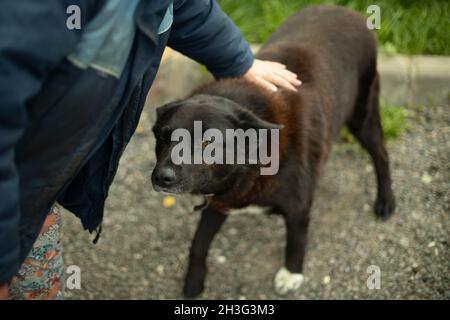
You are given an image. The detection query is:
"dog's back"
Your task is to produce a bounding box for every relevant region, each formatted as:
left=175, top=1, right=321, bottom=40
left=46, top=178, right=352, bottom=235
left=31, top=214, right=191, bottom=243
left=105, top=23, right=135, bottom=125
left=188, top=5, right=381, bottom=200
left=257, top=5, right=377, bottom=138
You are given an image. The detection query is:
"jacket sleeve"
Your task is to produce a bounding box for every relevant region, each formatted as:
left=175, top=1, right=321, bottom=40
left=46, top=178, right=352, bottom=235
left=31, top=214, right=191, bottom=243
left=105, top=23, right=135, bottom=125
left=0, top=0, right=85, bottom=284
left=168, top=0, right=254, bottom=79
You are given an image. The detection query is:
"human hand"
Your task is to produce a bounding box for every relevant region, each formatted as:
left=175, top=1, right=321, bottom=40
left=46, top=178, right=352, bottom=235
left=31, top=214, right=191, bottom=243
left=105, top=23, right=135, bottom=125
left=0, top=283, right=8, bottom=300
left=243, top=59, right=301, bottom=92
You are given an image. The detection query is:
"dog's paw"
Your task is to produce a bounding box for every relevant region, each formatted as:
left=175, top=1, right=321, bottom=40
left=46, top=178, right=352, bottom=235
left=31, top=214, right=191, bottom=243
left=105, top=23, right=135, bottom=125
left=374, top=193, right=396, bottom=220
left=274, top=267, right=304, bottom=295
left=183, top=278, right=204, bottom=299
left=183, top=268, right=206, bottom=299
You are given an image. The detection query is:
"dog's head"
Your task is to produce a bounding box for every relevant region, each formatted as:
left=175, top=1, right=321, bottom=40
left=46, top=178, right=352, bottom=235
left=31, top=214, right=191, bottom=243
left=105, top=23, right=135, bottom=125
left=151, top=94, right=282, bottom=195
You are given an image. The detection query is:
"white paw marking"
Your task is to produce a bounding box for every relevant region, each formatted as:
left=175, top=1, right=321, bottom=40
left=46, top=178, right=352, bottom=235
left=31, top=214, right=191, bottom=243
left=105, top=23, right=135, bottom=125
left=226, top=205, right=270, bottom=216
left=274, top=267, right=304, bottom=295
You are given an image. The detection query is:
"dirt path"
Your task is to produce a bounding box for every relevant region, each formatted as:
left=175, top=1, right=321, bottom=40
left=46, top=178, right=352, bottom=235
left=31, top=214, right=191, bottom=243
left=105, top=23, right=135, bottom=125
left=62, top=103, right=449, bottom=299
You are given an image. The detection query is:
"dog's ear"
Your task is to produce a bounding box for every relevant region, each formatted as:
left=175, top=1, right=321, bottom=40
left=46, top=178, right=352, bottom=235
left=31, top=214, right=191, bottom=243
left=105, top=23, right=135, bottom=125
left=235, top=109, right=284, bottom=130
left=156, top=101, right=182, bottom=120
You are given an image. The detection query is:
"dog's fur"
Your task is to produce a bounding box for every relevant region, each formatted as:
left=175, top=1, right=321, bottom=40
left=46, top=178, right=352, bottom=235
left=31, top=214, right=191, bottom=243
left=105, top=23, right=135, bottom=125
left=151, top=5, right=395, bottom=297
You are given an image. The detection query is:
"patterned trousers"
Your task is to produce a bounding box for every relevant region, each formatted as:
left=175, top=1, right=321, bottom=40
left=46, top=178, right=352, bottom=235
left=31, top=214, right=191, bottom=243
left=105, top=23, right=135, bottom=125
left=9, top=205, right=65, bottom=300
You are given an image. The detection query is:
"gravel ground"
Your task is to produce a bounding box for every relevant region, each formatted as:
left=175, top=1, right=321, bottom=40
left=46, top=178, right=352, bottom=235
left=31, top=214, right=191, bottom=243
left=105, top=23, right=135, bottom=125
left=62, top=88, right=449, bottom=299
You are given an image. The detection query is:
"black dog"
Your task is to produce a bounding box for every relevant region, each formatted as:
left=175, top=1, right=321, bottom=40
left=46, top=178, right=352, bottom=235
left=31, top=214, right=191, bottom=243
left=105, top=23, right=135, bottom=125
left=151, top=5, right=395, bottom=297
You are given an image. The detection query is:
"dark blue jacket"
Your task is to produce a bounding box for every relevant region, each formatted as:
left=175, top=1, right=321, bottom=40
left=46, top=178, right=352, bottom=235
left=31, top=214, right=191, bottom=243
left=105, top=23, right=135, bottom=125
left=0, top=0, right=253, bottom=284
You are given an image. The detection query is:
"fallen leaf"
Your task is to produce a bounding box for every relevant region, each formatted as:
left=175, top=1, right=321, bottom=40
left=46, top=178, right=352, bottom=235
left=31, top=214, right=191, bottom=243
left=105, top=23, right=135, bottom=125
left=162, top=196, right=176, bottom=208
left=421, top=174, right=432, bottom=184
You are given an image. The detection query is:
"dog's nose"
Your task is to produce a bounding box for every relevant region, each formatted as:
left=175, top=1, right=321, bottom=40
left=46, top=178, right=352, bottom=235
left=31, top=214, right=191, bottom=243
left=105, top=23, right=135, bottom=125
left=154, top=167, right=177, bottom=187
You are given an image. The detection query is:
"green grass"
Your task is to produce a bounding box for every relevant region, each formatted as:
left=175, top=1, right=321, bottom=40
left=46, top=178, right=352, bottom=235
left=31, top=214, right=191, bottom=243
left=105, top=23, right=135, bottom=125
left=379, top=101, right=409, bottom=139
left=218, top=0, right=450, bottom=55
left=339, top=101, right=409, bottom=143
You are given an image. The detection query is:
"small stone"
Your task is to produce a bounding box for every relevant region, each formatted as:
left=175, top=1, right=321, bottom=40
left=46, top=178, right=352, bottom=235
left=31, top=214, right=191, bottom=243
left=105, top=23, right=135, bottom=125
left=128, top=215, right=138, bottom=222
left=156, top=264, right=165, bottom=275
left=411, top=210, right=420, bottom=220
left=323, top=275, right=331, bottom=284
left=421, top=174, right=432, bottom=184
left=400, top=237, right=409, bottom=248
left=217, top=255, right=227, bottom=264
left=135, top=124, right=146, bottom=135
left=427, top=241, right=436, bottom=248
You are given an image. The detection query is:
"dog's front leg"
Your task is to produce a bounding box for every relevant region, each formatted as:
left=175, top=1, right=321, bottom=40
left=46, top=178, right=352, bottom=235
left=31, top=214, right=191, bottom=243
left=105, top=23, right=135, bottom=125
left=274, top=199, right=312, bottom=295
left=184, top=206, right=227, bottom=298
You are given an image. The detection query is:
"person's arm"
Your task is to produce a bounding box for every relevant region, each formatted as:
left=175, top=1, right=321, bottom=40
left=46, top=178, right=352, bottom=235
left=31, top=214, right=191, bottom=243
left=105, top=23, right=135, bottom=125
left=168, top=0, right=254, bottom=78
left=0, top=0, right=85, bottom=291
left=168, top=0, right=300, bottom=91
